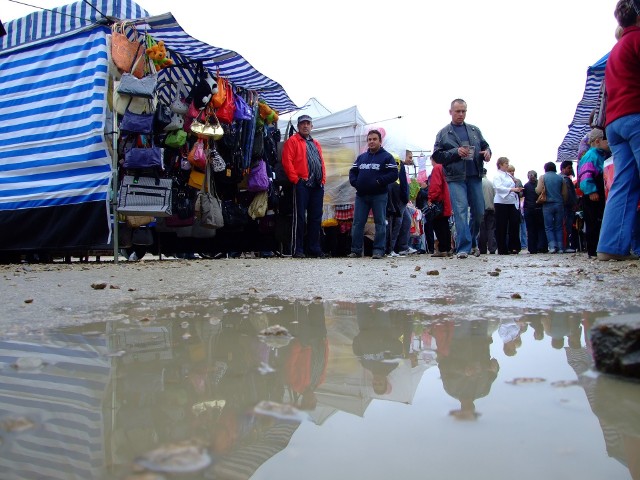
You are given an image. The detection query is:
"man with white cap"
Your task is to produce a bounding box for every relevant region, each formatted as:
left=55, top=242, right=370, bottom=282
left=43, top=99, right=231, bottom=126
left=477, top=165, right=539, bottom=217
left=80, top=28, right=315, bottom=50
left=282, top=114, right=327, bottom=258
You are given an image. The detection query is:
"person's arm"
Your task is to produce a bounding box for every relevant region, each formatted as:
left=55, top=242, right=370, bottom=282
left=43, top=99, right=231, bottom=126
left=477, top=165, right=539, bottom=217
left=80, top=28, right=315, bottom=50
left=281, top=137, right=299, bottom=184
left=535, top=175, right=545, bottom=194
left=477, top=128, right=491, bottom=162
left=432, top=130, right=461, bottom=166
left=349, top=158, right=359, bottom=188
left=378, top=156, right=399, bottom=186
left=428, top=167, right=444, bottom=202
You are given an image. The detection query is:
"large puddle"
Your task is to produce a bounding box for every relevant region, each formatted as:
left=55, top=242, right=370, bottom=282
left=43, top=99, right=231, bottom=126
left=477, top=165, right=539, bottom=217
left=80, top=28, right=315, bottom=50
left=0, top=297, right=638, bottom=480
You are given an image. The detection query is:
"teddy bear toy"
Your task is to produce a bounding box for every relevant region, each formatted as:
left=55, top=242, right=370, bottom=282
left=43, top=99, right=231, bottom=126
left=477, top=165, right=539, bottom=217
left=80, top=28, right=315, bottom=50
left=146, top=40, right=173, bottom=71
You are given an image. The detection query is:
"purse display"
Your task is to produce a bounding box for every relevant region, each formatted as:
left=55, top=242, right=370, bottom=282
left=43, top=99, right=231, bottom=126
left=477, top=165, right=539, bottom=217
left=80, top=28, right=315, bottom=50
left=111, top=23, right=145, bottom=78
left=117, top=55, right=157, bottom=99
left=170, top=78, right=190, bottom=114
left=117, top=175, right=173, bottom=217
left=120, top=106, right=154, bottom=134
left=190, top=110, right=224, bottom=141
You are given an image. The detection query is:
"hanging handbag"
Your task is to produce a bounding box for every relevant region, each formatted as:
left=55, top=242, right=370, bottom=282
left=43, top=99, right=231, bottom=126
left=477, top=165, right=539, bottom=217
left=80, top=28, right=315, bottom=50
left=248, top=191, right=268, bottom=219
left=117, top=55, right=157, bottom=99
left=234, top=94, right=253, bottom=121
left=188, top=169, right=205, bottom=190
left=247, top=159, right=269, bottom=192
left=153, top=103, right=172, bottom=133
left=195, top=163, right=224, bottom=229
left=113, top=84, right=156, bottom=116
left=123, top=136, right=163, bottom=169
left=126, top=215, right=155, bottom=228
left=111, top=23, right=145, bottom=79
left=165, top=129, right=187, bottom=148
left=188, top=139, right=207, bottom=171
left=164, top=111, right=184, bottom=132
left=211, top=76, right=227, bottom=109
left=117, top=175, right=173, bottom=217
left=210, top=146, right=226, bottom=173
left=120, top=105, right=154, bottom=134
left=216, top=84, right=236, bottom=124
left=221, top=200, right=249, bottom=231
left=170, top=78, right=190, bottom=114
left=190, top=109, right=224, bottom=141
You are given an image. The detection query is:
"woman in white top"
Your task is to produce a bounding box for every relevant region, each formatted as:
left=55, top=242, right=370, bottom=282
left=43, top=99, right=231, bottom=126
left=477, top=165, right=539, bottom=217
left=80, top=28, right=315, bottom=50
left=493, top=157, right=524, bottom=254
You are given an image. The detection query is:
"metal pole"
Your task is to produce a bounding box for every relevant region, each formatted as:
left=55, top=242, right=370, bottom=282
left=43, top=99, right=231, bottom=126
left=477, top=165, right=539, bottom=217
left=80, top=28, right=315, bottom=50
left=111, top=74, right=119, bottom=265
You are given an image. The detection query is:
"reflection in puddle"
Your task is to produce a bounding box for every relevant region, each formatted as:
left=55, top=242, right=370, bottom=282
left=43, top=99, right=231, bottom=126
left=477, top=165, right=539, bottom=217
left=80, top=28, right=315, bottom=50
left=0, top=299, right=638, bottom=479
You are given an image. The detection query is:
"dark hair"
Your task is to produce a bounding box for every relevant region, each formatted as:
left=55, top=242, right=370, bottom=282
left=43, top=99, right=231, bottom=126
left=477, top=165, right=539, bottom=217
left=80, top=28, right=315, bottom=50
left=367, top=129, right=382, bottom=141
left=560, top=160, right=573, bottom=170
left=450, top=98, right=466, bottom=109
left=615, top=0, right=639, bottom=27
left=544, top=162, right=557, bottom=173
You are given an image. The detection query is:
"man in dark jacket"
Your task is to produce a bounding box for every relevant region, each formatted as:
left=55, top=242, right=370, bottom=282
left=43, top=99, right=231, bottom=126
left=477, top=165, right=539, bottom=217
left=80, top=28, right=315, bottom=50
left=348, top=130, right=398, bottom=259
left=523, top=170, right=548, bottom=253
left=433, top=99, right=491, bottom=258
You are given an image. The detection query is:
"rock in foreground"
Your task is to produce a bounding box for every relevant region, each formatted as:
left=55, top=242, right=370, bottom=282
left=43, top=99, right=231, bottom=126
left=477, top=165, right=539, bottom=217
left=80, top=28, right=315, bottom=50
left=591, top=314, right=640, bottom=378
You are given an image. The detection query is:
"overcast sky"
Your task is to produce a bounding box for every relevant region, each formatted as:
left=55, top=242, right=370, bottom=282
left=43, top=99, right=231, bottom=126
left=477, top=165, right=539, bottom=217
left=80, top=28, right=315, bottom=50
left=3, top=0, right=620, bottom=180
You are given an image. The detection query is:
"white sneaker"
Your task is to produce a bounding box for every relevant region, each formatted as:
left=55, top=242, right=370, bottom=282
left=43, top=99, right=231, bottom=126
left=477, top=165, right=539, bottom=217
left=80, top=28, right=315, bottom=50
left=128, top=252, right=138, bottom=262
left=398, top=247, right=417, bottom=255
left=389, top=251, right=401, bottom=257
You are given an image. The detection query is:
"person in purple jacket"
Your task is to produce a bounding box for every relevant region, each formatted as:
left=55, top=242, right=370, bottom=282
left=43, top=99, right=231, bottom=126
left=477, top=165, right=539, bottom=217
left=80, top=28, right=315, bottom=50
left=348, top=130, right=399, bottom=259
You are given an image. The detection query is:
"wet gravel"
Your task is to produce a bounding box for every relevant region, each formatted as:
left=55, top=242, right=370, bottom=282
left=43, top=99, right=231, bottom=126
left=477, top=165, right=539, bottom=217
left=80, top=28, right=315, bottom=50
left=2, top=253, right=639, bottom=334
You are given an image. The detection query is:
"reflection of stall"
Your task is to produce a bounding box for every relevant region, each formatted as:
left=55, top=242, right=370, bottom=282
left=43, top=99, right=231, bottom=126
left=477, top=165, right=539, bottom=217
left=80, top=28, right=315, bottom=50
left=0, top=332, right=111, bottom=479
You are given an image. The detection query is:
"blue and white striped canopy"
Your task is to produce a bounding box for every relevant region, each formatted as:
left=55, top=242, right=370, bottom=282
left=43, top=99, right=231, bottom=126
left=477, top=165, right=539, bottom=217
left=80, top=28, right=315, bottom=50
left=557, top=53, right=608, bottom=162
left=0, top=0, right=297, bottom=249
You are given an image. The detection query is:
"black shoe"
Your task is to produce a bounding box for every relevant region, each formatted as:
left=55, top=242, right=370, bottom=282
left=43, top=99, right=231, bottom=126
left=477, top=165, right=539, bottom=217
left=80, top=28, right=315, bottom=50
left=292, top=252, right=306, bottom=258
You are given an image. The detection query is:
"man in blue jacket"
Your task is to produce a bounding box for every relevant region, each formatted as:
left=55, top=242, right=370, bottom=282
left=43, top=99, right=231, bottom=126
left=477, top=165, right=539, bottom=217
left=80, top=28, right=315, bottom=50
left=433, top=99, right=491, bottom=258
left=348, top=130, right=399, bottom=259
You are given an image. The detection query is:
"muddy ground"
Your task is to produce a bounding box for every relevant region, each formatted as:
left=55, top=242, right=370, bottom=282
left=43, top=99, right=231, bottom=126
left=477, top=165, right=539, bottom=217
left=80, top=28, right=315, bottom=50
left=1, top=253, right=639, bottom=333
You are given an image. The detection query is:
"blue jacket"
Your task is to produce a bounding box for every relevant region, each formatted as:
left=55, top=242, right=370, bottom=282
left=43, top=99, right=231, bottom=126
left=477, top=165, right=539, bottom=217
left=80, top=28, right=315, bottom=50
left=433, top=122, right=490, bottom=182
left=349, top=147, right=398, bottom=196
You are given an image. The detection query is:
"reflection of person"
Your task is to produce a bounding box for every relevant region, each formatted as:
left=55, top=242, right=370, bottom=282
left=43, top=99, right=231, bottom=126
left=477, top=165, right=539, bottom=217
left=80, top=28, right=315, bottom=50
left=433, top=98, right=491, bottom=258
left=281, top=114, right=327, bottom=258
left=348, top=130, right=398, bottom=259
left=283, top=302, right=329, bottom=410
left=597, top=0, right=640, bottom=261
left=435, top=320, right=499, bottom=420
left=352, top=304, right=403, bottom=395
left=493, top=157, right=523, bottom=255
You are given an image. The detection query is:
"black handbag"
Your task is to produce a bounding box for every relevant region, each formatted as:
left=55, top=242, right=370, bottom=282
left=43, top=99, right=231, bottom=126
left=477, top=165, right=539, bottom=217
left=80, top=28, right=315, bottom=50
left=117, top=175, right=173, bottom=217
left=422, top=201, right=444, bottom=221
left=153, top=103, right=172, bottom=133
left=221, top=200, right=249, bottom=231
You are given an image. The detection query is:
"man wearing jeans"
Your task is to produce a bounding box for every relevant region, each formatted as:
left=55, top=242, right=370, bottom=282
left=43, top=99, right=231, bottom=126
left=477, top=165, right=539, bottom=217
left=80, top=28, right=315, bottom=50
left=433, top=99, right=491, bottom=258
left=349, top=130, right=398, bottom=259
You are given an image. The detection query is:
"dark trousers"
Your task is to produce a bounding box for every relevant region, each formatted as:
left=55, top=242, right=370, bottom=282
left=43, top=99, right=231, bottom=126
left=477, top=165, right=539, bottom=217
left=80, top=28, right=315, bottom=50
left=583, top=196, right=605, bottom=257
left=293, top=182, right=324, bottom=255
left=563, top=208, right=577, bottom=249
left=478, top=209, right=497, bottom=254
left=432, top=215, right=451, bottom=253
left=524, top=207, right=547, bottom=253
left=495, top=203, right=521, bottom=254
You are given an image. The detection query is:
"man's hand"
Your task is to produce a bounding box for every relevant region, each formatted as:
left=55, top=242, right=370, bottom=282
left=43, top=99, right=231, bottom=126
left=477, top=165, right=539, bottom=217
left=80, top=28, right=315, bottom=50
left=589, top=192, right=600, bottom=201
left=480, top=150, right=491, bottom=162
